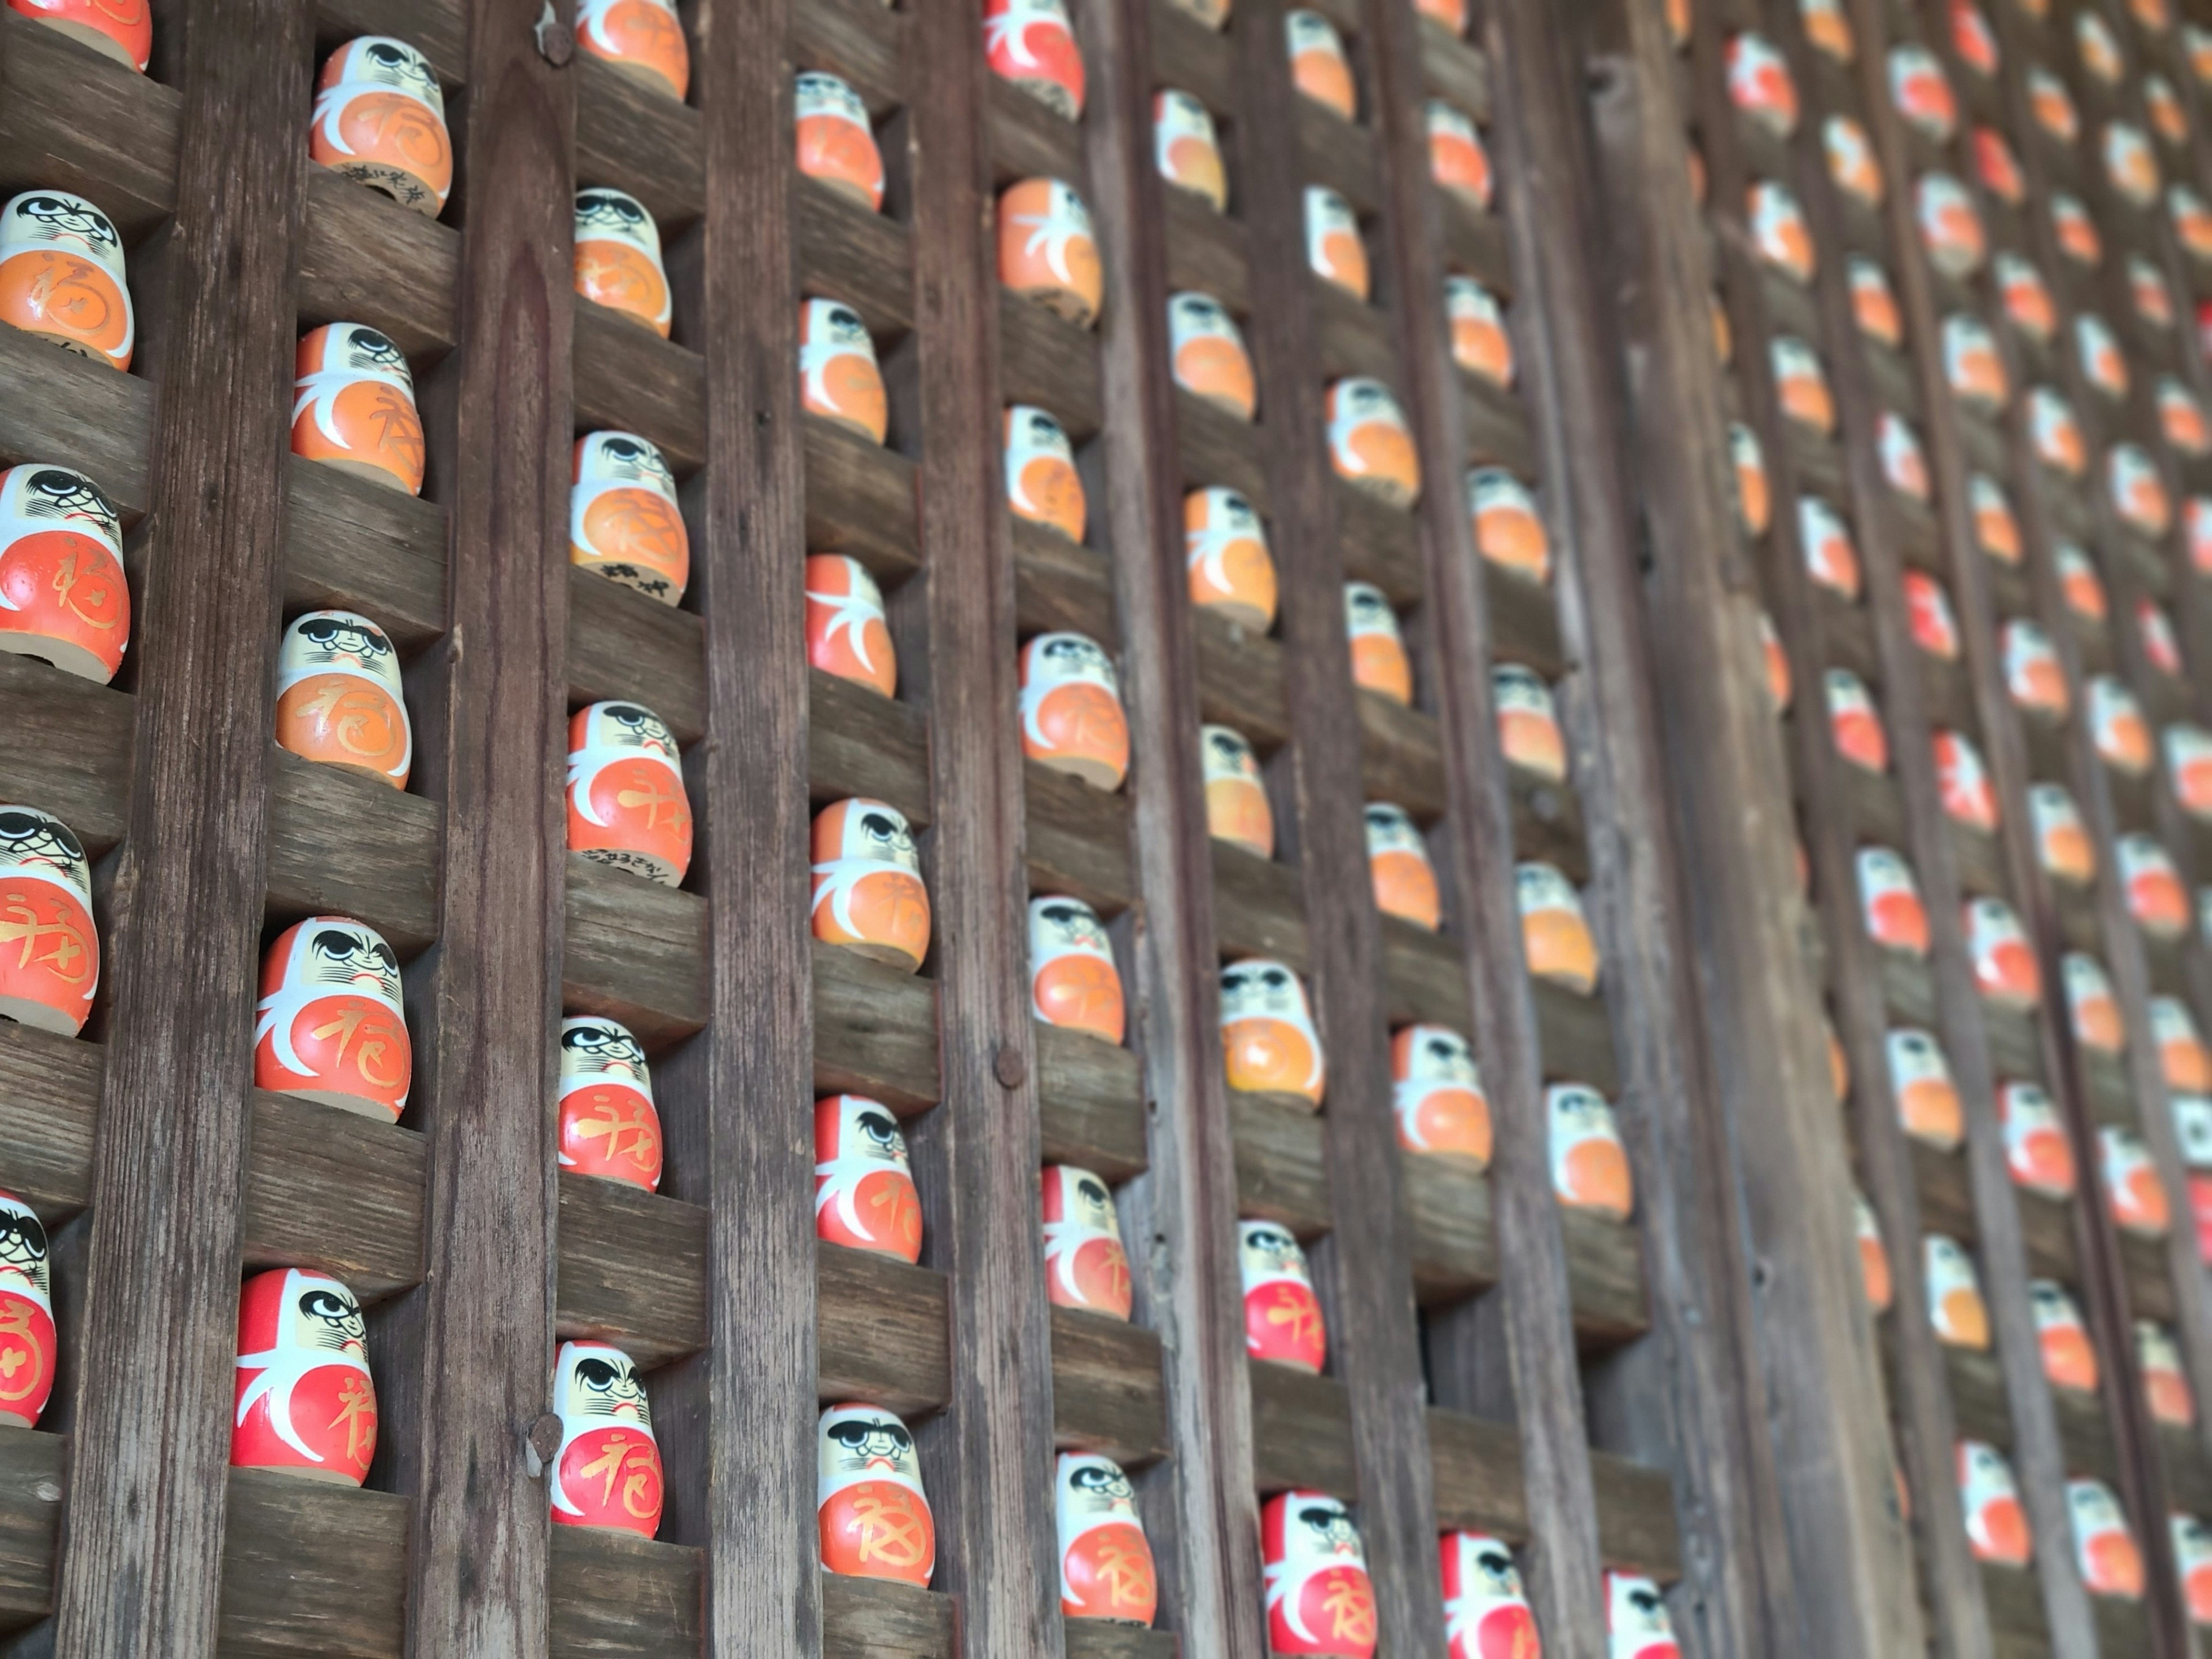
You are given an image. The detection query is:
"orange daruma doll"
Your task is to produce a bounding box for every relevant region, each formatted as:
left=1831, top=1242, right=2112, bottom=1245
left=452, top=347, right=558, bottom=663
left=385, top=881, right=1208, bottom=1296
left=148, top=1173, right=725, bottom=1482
left=2103, top=1126, right=2171, bottom=1237
left=0, top=1194, right=52, bottom=1429
left=1006, top=405, right=1086, bottom=543
left=815, top=1093, right=922, bottom=1263
left=1855, top=845, right=1929, bottom=957
left=819, top=1403, right=934, bottom=1584
left=559, top=1016, right=662, bottom=1191
left=575, top=187, right=671, bottom=337
left=293, top=323, right=424, bottom=495
left=232, top=1268, right=376, bottom=1486
left=254, top=917, right=410, bottom=1121
left=1240, top=1220, right=1325, bottom=1370
left=1445, top=276, right=1513, bottom=387
left=1965, top=896, right=2038, bottom=1007
left=2139, top=1321, right=2195, bottom=1426
left=1392, top=1022, right=1490, bottom=1168
left=796, top=71, right=884, bottom=211
left=1000, top=177, right=1102, bottom=328
left=812, top=798, right=930, bottom=971
left=1494, top=663, right=1565, bottom=780
left=985, top=0, right=1085, bottom=119
left=1221, top=957, right=1324, bottom=1105
left=9, top=0, right=148, bottom=67
left=550, top=1340, right=662, bottom=1537
left=0, top=463, right=128, bottom=683
left=1518, top=861, right=1598, bottom=993
left=1043, top=1164, right=1133, bottom=1319
left=1550, top=1081, right=1632, bottom=1220
left=1365, top=802, right=1439, bottom=930
left=0, top=191, right=132, bottom=370
left=1263, top=1492, right=1377, bottom=1657
left=310, top=38, right=452, bottom=217
left=1470, top=467, right=1550, bottom=582
left=276, top=610, right=411, bottom=789
left=2002, top=1080, right=2076, bottom=1198
left=1925, top=1233, right=1990, bottom=1349
left=1285, top=10, right=1355, bottom=119
left=1887, top=1026, right=1961, bottom=1149
left=1031, top=893, right=1124, bottom=1044
left=575, top=0, right=687, bottom=97
left=1305, top=186, right=1369, bottom=300
left=2175, top=1516, right=2212, bottom=1624
left=805, top=554, right=896, bottom=696
left=1960, top=1441, right=2032, bottom=1565
left=1203, top=725, right=1274, bottom=858
left=1057, top=1453, right=1157, bottom=1625
left=802, top=297, right=888, bottom=444
left=1185, top=486, right=1277, bottom=629
left=1427, top=100, right=1491, bottom=210
left=573, top=431, right=688, bottom=604
left=2069, top=1479, right=2146, bottom=1600
left=1022, top=632, right=1129, bottom=790
left=1327, top=378, right=1421, bottom=509
left=0, top=806, right=95, bottom=1035
left=1156, top=89, right=1228, bottom=213
left=2031, top=1280, right=2097, bottom=1394
left=1344, top=582, right=1411, bottom=704
left=1169, top=291, right=1256, bottom=419
left=567, top=701, right=692, bottom=885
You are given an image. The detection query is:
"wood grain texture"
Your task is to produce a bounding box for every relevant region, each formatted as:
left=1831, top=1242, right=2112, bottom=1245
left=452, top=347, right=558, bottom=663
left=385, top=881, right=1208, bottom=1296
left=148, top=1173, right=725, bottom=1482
left=216, top=1472, right=407, bottom=1659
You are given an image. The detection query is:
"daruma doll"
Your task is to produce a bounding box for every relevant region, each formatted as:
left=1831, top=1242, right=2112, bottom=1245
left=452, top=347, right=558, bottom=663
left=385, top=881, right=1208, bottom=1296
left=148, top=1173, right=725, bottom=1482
left=558, top=1017, right=661, bottom=1190
left=1203, top=725, right=1274, bottom=858
left=819, top=1403, right=933, bottom=1585
left=2031, top=1279, right=2098, bottom=1393
left=1726, top=32, right=1798, bottom=134
left=2077, top=313, right=2128, bottom=399
left=2140, top=600, right=2183, bottom=677
left=2002, top=621, right=2066, bottom=717
left=2068, top=1480, right=2146, bottom=1600
left=2102, top=1126, right=2170, bottom=1237
left=2121, top=835, right=2189, bottom=938
left=2029, top=783, right=2093, bottom=882
left=1156, top=90, right=1228, bottom=213
left=1305, top=186, right=1369, bottom=301
left=2052, top=195, right=2101, bottom=265
left=1850, top=259, right=1901, bottom=349
left=1446, top=277, right=1513, bottom=387
left=2193, top=499, right=2212, bottom=577
left=0, top=805, right=94, bottom=1035
left=2055, top=543, right=2107, bottom=624
left=1549, top=1082, right=1631, bottom=1220
left=1042, top=1164, right=1132, bottom=1320
left=1327, top=379, right=1421, bottom=509
left=1029, top=893, right=1124, bottom=1044
left=2157, top=996, right=2211, bottom=1091
left=795, top=71, right=883, bottom=211
left=1169, top=291, right=1255, bottom=419
left=1730, top=422, right=1771, bottom=532
left=1855, top=845, right=1928, bottom=957
left=550, top=1340, right=662, bottom=1537
left=2134, top=256, right=2176, bottom=328
left=1855, top=1190, right=1892, bottom=1310
left=1915, top=173, right=1984, bottom=278
left=1469, top=467, right=1550, bottom=583
left=811, top=798, right=929, bottom=971
left=1185, top=486, right=1276, bottom=630
left=9, top=0, right=149, bottom=66
left=984, top=0, right=1085, bottom=119
left=1240, top=1220, right=1324, bottom=1370
left=2027, top=65, right=2076, bottom=142
left=1056, top=1453, right=1157, bottom=1624
left=575, top=0, right=687, bottom=97
left=1903, top=571, right=1958, bottom=661
left=574, top=187, right=671, bottom=337
left=2090, top=676, right=2153, bottom=775
left=232, top=1268, right=376, bottom=1485
left=2166, top=724, right=2212, bottom=818
left=1749, top=180, right=1813, bottom=283
left=2028, top=386, right=2085, bottom=475
left=1005, top=405, right=1086, bottom=543
left=1441, top=1532, right=1536, bottom=1659
left=1285, top=10, right=1355, bottom=119
left=1925, top=1234, right=1989, bottom=1349
left=1392, top=1023, right=1490, bottom=1168
left=573, top=431, right=688, bottom=604
left=1823, top=115, right=1883, bottom=207
left=801, top=297, right=887, bottom=444
left=1606, top=1572, right=1679, bottom=1659
left=1494, top=663, right=1565, bottom=780
left=1877, top=411, right=1926, bottom=501
left=1758, top=609, right=1790, bottom=713
left=2001, top=1080, right=2076, bottom=1198
left=1769, top=335, right=1834, bottom=434
left=1933, top=730, right=1997, bottom=832
left=0, top=1195, right=49, bottom=1430
left=275, top=610, right=411, bottom=789
left=1967, top=474, right=2018, bottom=565
left=1427, top=101, right=1491, bottom=210
left=1942, top=316, right=2006, bottom=411
left=1887, top=1027, right=1961, bottom=1150
left=1802, top=0, right=1851, bottom=58
left=254, top=917, right=409, bottom=1120
left=1518, top=862, right=1597, bottom=993
left=1365, top=803, right=1438, bottom=931
left=1221, top=957, right=1324, bottom=1105
left=1344, top=582, right=1411, bottom=704
left=1021, top=632, right=1128, bottom=790
left=567, top=701, right=691, bottom=886
left=1996, top=253, right=2055, bottom=342
left=2139, top=1322, right=2195, bottom=1426
left=815, top=1093, right=921, bottom=1263
left=2177, top=185, right=2212, bottom=262
left=1888, top=41, right=1955, bottom=138
left=1824, top=668, right=1887, bottom=774
left=2176, top=1516, right=2212, bottom=1625
left=999, top=177, right=1101, bottom=328
left=1965, top=896, right=2039, bottom=1008
left=293, top=323, right=423, bottom=495
left=806, top=555, right=895, bottom=696
left=1264, top=1493, right=1376, bottom=1657
left=1974, top=127, right=2023, bottom=204
left=1959, top=1441, right=2031, bottom=1566
left=2079, top=9, right=2123, bottom=78
left=0, top=463, right=128, bottom=683
left=0, top=191, right=132, bottom=370
left=310, top=38, right=451, bottom=217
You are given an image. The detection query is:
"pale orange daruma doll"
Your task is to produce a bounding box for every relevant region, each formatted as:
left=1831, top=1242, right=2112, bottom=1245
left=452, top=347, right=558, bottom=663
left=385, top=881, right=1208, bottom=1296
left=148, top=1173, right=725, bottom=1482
left=1154, top=89, right=1228, bottom=214
left=1517, top=861, right=1597, bottom=994
left=292, top=323, right=423, bottom=495
left=812, top=798, right=930, bottom=972
left=1343, top=582, right=1411, bottom=704
left=1797, top=495, right=1859, bottom=601
left=0, top=463, right=130, bottom=685
left=1748, top=180, right=1813, bottom=283
left=1392, top=1023, right=1490, bottom=1168
left=2089, top=676, right=2153, bottom=775
left=575, top=0, right=688, bottom=98
left=1363, top=803, right=1438, bottom=931
left=1468, top=467, right=1549, bottom=584
left=310, top=38, right=452, bottom=218
left=1202, top=725, right=1274, bottom=858
left=573, top=431, right=688, bottom=604
left=2154, top=996, right=2212, bottom=1092
left=1444, top=276, right=1513, bottom=388
left=1824, top=668, right=1887, bottom=774
left=1029, top=894, right=1125, bottom=1046
left=2029, top=1281, right=2097, bottom=1394
left=1220, top=957, right=1324, bottom=1105
left=1967, top=474, right=2020, bottom=566
left=2002, top=620, right=2067, bottom=717
left=1887, top=1027, right=1961, bottom=1150
left=1548, top=1082, right=1631, bottom=1220
left=2029, top=784, right=2094, bottom=882
left=1942, top=316, right=2007, bottom=411
left=1021, top=632, right=1129, bottom=791
left=999, top=177, right=1103, bottom=329
left=0, top=191, right=133, bottom=371
left=2067, top=1480, right=2146, bottom=1600
left=796, top=71, right=884, bottom=211
left=574, top=187, right=671, bottom=337
left=1854, top=1191, right=1892, bottom=1310
left=801, top=297, right=888, bottom=445
left=805, top=555, right=896, bottom=697
left=1168, top=292, right=1255, bottom=421
left=1005, top=405, right=1086, bottom=543
left=1327, top=378, right=1421, bottom=509
left=1768, top=335, right=1834, bottom=434
left=1284, top=9, right=1355, bottom=120
left=566, top=701, right=692, bottom=886
left=1492, top=663, right=1565, bottom=780
left=275, top=610, right=412, bottom=790
left=2055, top=544, right=2106, bottom=625
left=2001, top=1080, right=2076, bottom=1199
left=1426, top=101, right=1491, bottom=211
left=1304, top=187, right=1369, bottom=301
left=1924, top=1233, right=1990, bottom=1349
left=1184, top=487, right=1277, bottom=630
left=2028, top=386, right=2085, bottom=476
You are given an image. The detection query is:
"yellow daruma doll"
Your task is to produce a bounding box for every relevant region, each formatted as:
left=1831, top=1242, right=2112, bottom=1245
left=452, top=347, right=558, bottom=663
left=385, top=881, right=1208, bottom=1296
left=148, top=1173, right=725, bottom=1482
left=801, top=297, right=888, bottom=445
left=1365, top=803, right=1438, bottom=931
left=275, top=610, right=411, bottom=790
left=566, top=701, right=692, bottom=886
left=293, top=323, right=424, bottom=495
left=575, top=187, right=671, bottom=338
left=1327, top=378, right=1421, bottom=509
left=572, top=431, right=688, bottom=604
left=812, top=798, right=930, bottom=971
left=1304, top=186, right=1369, bottom=301
left=1169, top=291, right=1256, bottom=420
left=1392, top=1023, right=1490, bottom=1167
left=1445, top=276, right=1513, bottom=388
left=1344, top=582, right=1411, bottom=704
left=1548, top=1082, right=1632, bottom=1219
left=1469, top=467, right=1549, bottom=582
left=805, top=554, right=896, bottom=696
left=575, top=0, right=688, bottom=98
left=1156, top=89, right=1228, bottom=213
left=1285, top=9, right=1355, bottom=119
left=1029, top=893, right=1125, bottom=1045
left=1221, top=957, right=1324, bottom=1105
left=1185, top=486, right=1277, bottom=630
left=1021, top=632, right=1129, bottom=790
left=0, top=806, right=96, bottom=1035
left=1005, top=405, right=1085, bottom=543
left=1518, top=861, right=1598, bottom=994
left=796, top=71, right=884, bottom=212
left=0, top=463, right=128, bottom=684
left=9, top=0, right=149, bottom=69
left=0, top=191, right=132, bottom=371
left=1493, top=663, right=1565, bottom=779
left=999, top=177, right=1102, bottom=328
left=310, top=38, right=452, bottom=217
left=1202, top=725, right=1274, bottom=858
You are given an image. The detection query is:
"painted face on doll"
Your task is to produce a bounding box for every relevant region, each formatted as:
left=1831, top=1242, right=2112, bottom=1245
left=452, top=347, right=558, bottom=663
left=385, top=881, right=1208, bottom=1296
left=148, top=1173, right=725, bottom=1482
left=0, top=462, right=129, bottom=684
left=1263, top=1490, right=1377, bottom=1658
left=1055, top=1452, right=1156, bottom=1624
left=310, top=39, right=452, bottom=217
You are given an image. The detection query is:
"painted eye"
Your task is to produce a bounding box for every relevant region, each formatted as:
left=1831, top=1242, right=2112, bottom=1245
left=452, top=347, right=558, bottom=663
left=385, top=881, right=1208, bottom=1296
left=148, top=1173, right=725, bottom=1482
left=1260, top=968, right=1289, bottom=990
left=828, top=304, right=863, bottom=332
left=861, top=812, right=897, bottom=842
left=828, top=1422, right=873, bottom=1450
left=300, top=1289, right=354, bottom=1322
left=858, top=1111, right=899, bottom=1148
left=577, top=1357, right=622, bottom=1391
left=1077, top=1176, right=1108, bottom=1205
left=0, top=1214, right=46, bottom=1259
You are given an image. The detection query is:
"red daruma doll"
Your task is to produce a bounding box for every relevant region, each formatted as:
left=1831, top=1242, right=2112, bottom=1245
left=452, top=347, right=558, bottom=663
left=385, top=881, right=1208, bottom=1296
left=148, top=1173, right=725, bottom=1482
left=812, top=798, right=930, bottom=971
left=1960, top=1441, right=2032, bottom=1565
left=1344, top=582, right=1412, bottom=704
left=0, top=1196, right=52, bottom=1427
left=253, top=917, right=410, bottom=1120
left=0, top=806, right=95, bottom=1035
left=567, top=702, right=692, bottom=886
left=1441, top=1532, right=1538, bottom=1659
left=1825, top=669, right=1887, bottom=773
left=292, top=324, right=424, bottom=496
left=1392, top=1022, right=1490, bottom=1168
left=1169, top=291, right=1256, bottom=420
left=558, top=1016, right=662, bottom=1191
left=1887, top=1027, right=1962, bottom=1150
left=1856, top=846, right=1927, bottom=956
left=1965, top=897, right=2038, bottom=1007
left=1030, top=894, right=1124, bottom=1044
left=8, top=0, right=149, bottom=68
left=1240, top=1220, right=1323, bottom=1369
left=1058, top=1456, right=1157, bottom=1627
left=1043, top=1164, right=1132, bottom=1319
left=2001, top=1080, right=2076, bottom=1198
left=550, top=1340, right=663, bottom=1537
left=575, top=0, right=688, bottom=99
left=275, top=610, right=411, bottom=789
left=2176, top=1516, right=2212, bottom=1625
left=2103, top=1126, right=2170, bottom=1237
left=1186, top=486, right=1277, bottom=629
left=1427, top=102, right=1492, bottom=211
left=1365, top=804, right=1439, bottom=930
left=2069, top=1479, right=2146, bottom=1600
left=805, top=555, right=896, bottom=696
left=819, top=1403, right=934, bottom=1585
left=1606, top=1573, right=1679, bottom=1659
left=0, top=191, right=132, bottom=371
left=986, top=0, right=1084, bottom=119
left=1203, top=726, right=1274, bottom=858
left=2120, top=834, right=2189, bottom=937
left=310, top=39, right=452, bottom=218
left=1264, top=1493, right=1377, bottom=1657
left=572, top=431, right=688, bottom=604
left=1550, top=1082, right=1632, bottom=1221
left=801, top=298, right=887, bottom=443
left=0, top=463, right=128, bottom=684
left=1327, top=380, right=1421, bottom=510
left=575, top=188, right=671, bottom=338
left=1021, top=632, right=1130, bottom=790
left=1933, top=730, right=1997, bottom=832
left=232, top=1268, right=377, bottom=1485
left=796, top=72, right=884, bottom=211
left=1001, top=178, right=1103, bottom=328
left=815, top=1093, right=921, bottom=1263
left=1006, top=405, right=1086, bottom=543
left=2031, top=1279, right=2098, bottom=1393
left=1222, top=958, right=1324, bottom=1105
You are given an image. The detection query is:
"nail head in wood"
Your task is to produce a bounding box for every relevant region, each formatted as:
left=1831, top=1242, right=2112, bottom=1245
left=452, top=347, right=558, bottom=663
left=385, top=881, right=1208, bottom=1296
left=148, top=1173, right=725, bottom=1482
left=993, top=1044, right=1027, bottom=1089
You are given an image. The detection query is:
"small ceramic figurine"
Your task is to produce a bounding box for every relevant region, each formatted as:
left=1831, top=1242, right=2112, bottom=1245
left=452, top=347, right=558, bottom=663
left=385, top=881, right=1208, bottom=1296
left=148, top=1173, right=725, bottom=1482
left=1264, top=1492, right=1377, bottom=1657
left=2130, top=256, right=2176, bottom=330
left=1469, top=467, right=1551, bottom=582
left=1056, top=1452, right=1156, bottom=1623
left=0, top=191, right=132, bottom=370
left=558, top=1016, right=662, bottom=1190
left=2029, top=784, right=2094, bottom=882
left=999, top=178, right=1102, bottom=328
left=2053, top=195, right=2103, bottom=267
left=1446, top=277, right=1513, bottom=387
left=2028, top=386, right=2085, bottom=476
left=812, top=798, right=929, bottom=970
left=819, top=1403, right=934, bottom=1584
left=1327, top=379, right=1421, bottom=509
left=2077, top=313, right=2128, bottom=400
left=1749, top=180, right=1814, bottom=283
left=801, top=297, right=889, bottom=444
left=2027, top=64, right=2078, bottom=143
left=1903, top=571, right=1959, bottom=661
left=254, top=917, right=410, bottom=1120
left=1391, top=1022, right=1490, bottom=1167
left=815, top=1093, right=922, bottom=1263
left=310, top=39, right=451, bottom=217
left=567, top=701, right=692, bottom=885
left=1185, top=487, right=1277, bottom=629
left=1605, top=1571, right=1680, bottom=1659
left=1156, top=90, right=1228, bottom=213
left=2103, top=1126, right=2170, bottom=1237
left=572, top=431, right=688, bottom=603
left=1850, top=260, right=1900, bottom=349
left=2156, top=996, right=2211, bottom=1092
left=1888, top=42, right=1955, bottom=139
left=1726, top=33, right=1798, bottom=135
left=2166, top=724, right=2212, bottom=818
left=1304, top=187, right=1370, bottom=301
left=1770, top=336, right=1834, bottom=434
left=986, top=0, right=1085, bottom=119
left=575, top=187, right=671, bottom=337
left=1824, top=114, right=1884, bottom=206
left=1965, top=896, right=2039, bottom=1007
left=1549, top=1081, right=1632, bottom=1220
left=1876, top=412, right=1926, bottom=501
left=2139, top=1321, right=2195, bottom=1426
left=2120, top=834, right=2188, bottom=938
left=2139, top=600, right=2184, bottom=678
left=1494, top=664, right=1565, bottom=781
left=1854, top=1188, right=1892, bottom=1310
left=2068, top=1479, right=2146, bottom=1599
left=796, top=70, right=884, bottom=210
left=1221, top=957, right=1324, bottom=1105
left=1925, top=1233, right=1990, bottom=1349
left=1758, top=611, right=1791, bottom=713
left=0, top=463, right=127, bottom=683
left=1959, top=1440, right=2032, bottom=1565
left=1518, top=862, right=1599, bottom=993
left=805, top=554, right=896, bottom=696
left=1365, top=803, right=1439, bottom=931
left=9, top=0, right=149, bottom=67
left=1168, top=292, right=1256, bottom=420
left=2090, top=676, right=2154, bottom=775
left=2002, top=620, right=2066, bottom=716
left=1285, top=10, right=1355, bottom=119
left=1942, top=315, right=2006, bottom=411
left=292, top=323, right=424, bottom=495
left=1728, top=422, right=1772, bottom=533
left=1967, top=474, right=2019, bottom=565
left=575, top=0, right=688, bottom=98
left=1975, top=127, right=2024, bottom=204
left=2176, top=185, right=2212, bottom=262
left=1043, top=1164, right=1133, bottom=1319
left=1995, top=253, right=2055, bottom=341
left=1203, top=725, right=1275, bottom=858
left=550, top=1339, right=664, bottom=1536
left=1801, top=0, right=1853, bottom=60
left=0, top=1193, right=53, bottom=1427
left=1933, top=730, right=1997, bottom=831
left=1915, top=174, right=1984, bottom=278
left=1005, top=404, right=1086, bottom=543
left=1427, top=101, right=1491, bottom=210
left=1020, top=632, right=1130, bottom=790
left=1344, top=582, right=1412, bottom=704
left=232, top=1268, right=377, bottom=1484
left=1825, top=668, right=1887, bottom=774
left=2001, top=1080, right=2076, bottom=1198
left=2175, top=1515, right=2212, bottom=1624
left=2077, top=9, right=2123, bottom=79
left=275, top=610, right=411, bottom=789
left=0, top=805, right=95, bottom=1035
left=1887, top=1027, right=1961, bottom=1149
left=1441, top=1532, right=1537, bottom=1659
left=1030, top=894, right=1124, bottom=1044
left=2030, top=1279, right=2097, bottom=1393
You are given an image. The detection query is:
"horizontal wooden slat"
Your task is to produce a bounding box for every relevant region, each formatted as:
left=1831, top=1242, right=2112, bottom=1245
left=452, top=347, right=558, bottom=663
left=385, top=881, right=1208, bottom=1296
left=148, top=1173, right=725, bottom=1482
left=810, top=668, right=931, bottom=825
left=574, top=301, right=707, bottom=474
left=297, top=165, right=460, bottom=360
left=1035, top=1021, right=1147, bottom=1184
left=1211, top=840, right=1309, bottom=969
left=218, top=1469, right=408, bottom=1658
left=0, top=310, right=153, bottom=516
left=285, top=461, right=448, bottom=653
left=986, top=74, right=1085, bottom=191
left=266, top=747, right=443, bottom=955
left=796, top=172, right=915, bottom=339
left=241, top=1093, right=423, bottom=1303
left=0, top=1427, right=60, bottom=1631
left=1193, top=615, right=1288, bottom=752
left=0, top=652, right=132, bottom=853
left=999, top=291, right=1104, bottom=442
left=0, top=9, right=177, bottom=241
left=788, top=0, right=909, bottom=113
left=575, top=51, right=703, bottom=233
left=1050, top=1305, right=1168, bottom=1468
left=1025, top=762, right=1135, bottom=914
left=1147, top=0, right=1237, bottom=115
left=1163, top=189, right=1250, bottom=316
left=1012, top=522, right=1121, bottom=651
